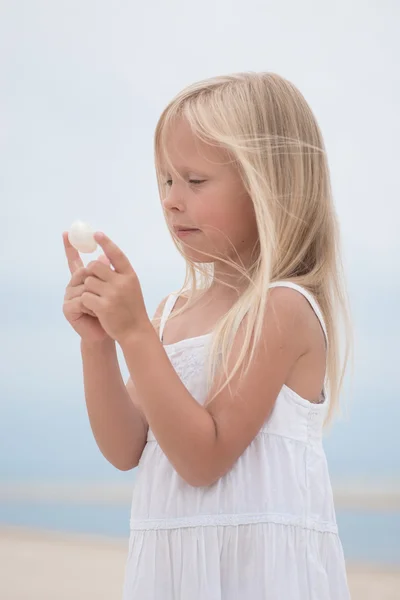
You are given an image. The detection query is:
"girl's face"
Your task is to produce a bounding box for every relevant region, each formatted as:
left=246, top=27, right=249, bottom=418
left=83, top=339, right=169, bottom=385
left=161, top=118, right=258, bottom=268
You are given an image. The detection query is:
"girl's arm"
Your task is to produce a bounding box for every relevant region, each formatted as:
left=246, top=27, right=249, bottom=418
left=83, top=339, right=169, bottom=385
left=81, top=338, right=146, bottom=470
left=120, top=286, right=310, bottom=486
left=81, top=298, right=168, bottom=471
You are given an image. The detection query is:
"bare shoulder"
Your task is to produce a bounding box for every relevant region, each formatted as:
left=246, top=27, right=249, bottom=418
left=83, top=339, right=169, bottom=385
left=265, top=285, right=315, bottom=349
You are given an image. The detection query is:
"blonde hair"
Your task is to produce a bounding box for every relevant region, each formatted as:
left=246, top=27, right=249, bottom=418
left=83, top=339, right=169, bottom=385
left=154, top=72, right=353, bottom=423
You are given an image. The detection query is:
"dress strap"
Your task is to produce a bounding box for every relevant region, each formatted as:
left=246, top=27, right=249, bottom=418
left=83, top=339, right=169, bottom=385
left=158, top=293, right=179, bottom=342
left=269, top=281, right=328, bottom=346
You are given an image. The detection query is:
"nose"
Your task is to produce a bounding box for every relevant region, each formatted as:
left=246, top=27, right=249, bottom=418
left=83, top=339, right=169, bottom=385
left=162, top=182, right=185, bottom=213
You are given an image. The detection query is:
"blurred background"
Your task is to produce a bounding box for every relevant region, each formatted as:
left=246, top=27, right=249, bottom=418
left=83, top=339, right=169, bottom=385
left=0, top=1, right=399, bottom=598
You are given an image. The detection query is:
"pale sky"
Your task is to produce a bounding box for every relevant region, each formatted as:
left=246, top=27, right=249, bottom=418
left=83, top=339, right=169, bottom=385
left=1, top=0, right=399, bottom=483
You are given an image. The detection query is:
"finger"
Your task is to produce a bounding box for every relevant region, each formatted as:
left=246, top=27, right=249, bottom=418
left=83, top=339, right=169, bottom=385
left=93, top=232, right=133, bottom=274
left=87, top=255, right=111, bottom=269
left=84, top=274, right=108, bottom=295
left=63, top=231, right=84, bottom=275
left=97, top=253, right=111, bottom=266
left=81, top=303, right=97, bottom=318
left=65, top=295, right=96, bottom=318
left=69, top=267, right=89, bottom=287
left=86, top=259, right=115, bottom=282
left=65, top=283, right=85, bottom=301
left=81, top=291, right=103, bottom=314
left=65, top=282, right=98, bottom=317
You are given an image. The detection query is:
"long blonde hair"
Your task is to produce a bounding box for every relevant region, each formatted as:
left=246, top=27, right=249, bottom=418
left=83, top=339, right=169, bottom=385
left=154, top=72, right=352, bottom=423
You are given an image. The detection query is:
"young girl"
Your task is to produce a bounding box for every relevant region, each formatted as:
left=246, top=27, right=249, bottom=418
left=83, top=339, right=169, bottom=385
left=63, top=72, right=351, bottom=599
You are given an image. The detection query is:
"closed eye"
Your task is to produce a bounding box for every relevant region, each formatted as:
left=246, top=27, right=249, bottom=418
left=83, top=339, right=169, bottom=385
left=165, top=179, right=206, bottom=186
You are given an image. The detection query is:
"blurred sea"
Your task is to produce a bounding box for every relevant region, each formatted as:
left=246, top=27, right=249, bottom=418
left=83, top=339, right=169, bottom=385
left=1, top=400, right=399, bottom=566
left=0, top=499, right=399, bottom=566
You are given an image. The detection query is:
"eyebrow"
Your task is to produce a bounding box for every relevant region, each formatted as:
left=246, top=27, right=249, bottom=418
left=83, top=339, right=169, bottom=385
left=161, top=165, right=210, bottom=176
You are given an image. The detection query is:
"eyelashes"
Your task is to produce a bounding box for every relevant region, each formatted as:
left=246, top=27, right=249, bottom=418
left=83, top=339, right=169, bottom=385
left=165, top=179, right=206, bottom=186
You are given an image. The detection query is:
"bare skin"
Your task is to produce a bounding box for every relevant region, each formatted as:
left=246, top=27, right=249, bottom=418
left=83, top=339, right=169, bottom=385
left=161, top=118, right=259, bottom=294
left=62, top=232, right=149, bottom=469
left=159, top=118, right=326, bottom=402
left=61, top=117, right=327, bottom=482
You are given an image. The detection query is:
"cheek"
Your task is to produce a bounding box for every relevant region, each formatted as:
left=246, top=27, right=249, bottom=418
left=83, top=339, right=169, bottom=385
left=194, top=183, right=256, bottom=245
left=235, top=193, right=257, bottom=235
left=190, top=192, right=226, bottom=236
left=214, top=197, right=256, bottom=245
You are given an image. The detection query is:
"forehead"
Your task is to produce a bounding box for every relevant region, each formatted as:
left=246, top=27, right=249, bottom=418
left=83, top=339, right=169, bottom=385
left=160, top=117, right=228, bottom=173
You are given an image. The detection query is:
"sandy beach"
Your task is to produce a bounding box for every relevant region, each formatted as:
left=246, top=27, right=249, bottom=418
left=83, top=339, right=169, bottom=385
left=0, top=526, right=399, bottom=600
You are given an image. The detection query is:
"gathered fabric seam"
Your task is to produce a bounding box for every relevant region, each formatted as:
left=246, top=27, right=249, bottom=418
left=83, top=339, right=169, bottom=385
left=129, top=512, right=338, bottom=534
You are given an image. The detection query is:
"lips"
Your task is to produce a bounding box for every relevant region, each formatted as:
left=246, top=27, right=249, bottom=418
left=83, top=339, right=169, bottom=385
left=173, top=226, right=199, bottom=232
left=173, top=226, right=201, bottom=239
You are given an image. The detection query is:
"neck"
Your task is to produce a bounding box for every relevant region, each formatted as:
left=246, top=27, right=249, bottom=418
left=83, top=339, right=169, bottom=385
left=209, top=269, right=250, bottom=298
left=210, top=250, right=257, bottom=295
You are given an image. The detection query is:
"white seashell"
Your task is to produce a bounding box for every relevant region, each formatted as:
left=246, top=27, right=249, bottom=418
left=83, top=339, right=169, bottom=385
left=68, top=220, right=98, bottom=253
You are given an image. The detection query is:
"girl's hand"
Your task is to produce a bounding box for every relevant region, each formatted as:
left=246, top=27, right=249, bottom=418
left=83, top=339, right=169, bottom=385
left=81, top=232, right=151, bottom=344
left=62, top=232, right=111, bottom=344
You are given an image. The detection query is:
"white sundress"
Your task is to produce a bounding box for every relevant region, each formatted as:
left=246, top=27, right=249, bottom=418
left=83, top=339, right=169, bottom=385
left=122, top=282, right=350, bottom=600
